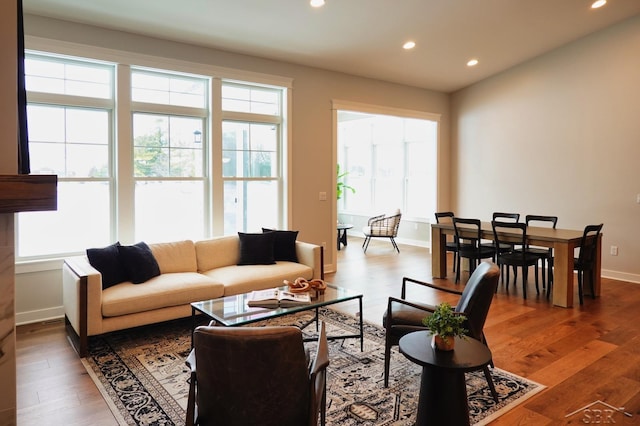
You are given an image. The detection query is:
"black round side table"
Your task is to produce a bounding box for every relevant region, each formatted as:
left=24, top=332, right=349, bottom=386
left=399, top=330, right=493, bottom=426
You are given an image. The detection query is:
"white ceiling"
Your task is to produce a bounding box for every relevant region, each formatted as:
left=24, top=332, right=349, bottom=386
left=23, top=0, right=640, bottom=93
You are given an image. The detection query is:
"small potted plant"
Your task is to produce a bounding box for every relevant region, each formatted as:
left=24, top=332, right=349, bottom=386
left=336, top=164, right=355, bottom=200
left=422, top=302, right=468, bottom=351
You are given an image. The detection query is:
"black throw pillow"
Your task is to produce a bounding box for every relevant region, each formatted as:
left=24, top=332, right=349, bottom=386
left=262, top=228, right=299, bottom=262
left=237, top=232, right=276, bottom=265
left=86, top=242, right=127, bottom=289
left=118, top=241, right=161, bottom=284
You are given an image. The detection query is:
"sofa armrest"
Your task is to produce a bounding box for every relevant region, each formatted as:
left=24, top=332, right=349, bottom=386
left=295, top=241, right=324, bottom=280
left=62, top=256, right=103, bottom=357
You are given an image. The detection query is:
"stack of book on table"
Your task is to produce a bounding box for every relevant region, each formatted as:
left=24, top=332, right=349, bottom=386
left=247, top=288, right=311, bottom=307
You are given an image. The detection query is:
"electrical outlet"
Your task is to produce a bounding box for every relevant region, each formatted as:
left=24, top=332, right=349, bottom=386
left=610, top=245, right=618, bottom=256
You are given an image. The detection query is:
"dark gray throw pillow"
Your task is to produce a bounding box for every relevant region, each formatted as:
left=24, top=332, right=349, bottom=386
left=237, top=232, right=276, bottom=265
left=118, top=241, right=161, bottom=284
left=262, top=228, right=299, bottom=262
left=86, top=242, right=127, bottom=289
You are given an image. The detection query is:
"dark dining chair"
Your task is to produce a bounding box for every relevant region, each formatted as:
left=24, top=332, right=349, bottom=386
left=452, top=217, right=496, bottom=283
left=382, top=261, right=500, bottom=402
left=523, top=215, right=558, bottom=290
left=573, top=223, right=604, bottom=305
left=482, top=212, right=521, bottom=261
left=434, top=212, right=472, bottom=274
left=491, top=220, right=539, bottom=299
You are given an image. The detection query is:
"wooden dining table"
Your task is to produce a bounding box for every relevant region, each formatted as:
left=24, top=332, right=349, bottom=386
left=431, top=222, right=602, bottom=308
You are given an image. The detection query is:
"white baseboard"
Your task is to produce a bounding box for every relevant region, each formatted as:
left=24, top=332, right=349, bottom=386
left=602, top=269, right=640, bottom=284
left=16, top=306, right=64, bottom=326
left=395, top=237, right=429, bottom=248
left=349, top=231, right=429, bottom=249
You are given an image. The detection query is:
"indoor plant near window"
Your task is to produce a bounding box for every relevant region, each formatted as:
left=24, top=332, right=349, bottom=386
left=336, top=164, right=355, bottom=200
left=422, top=302, right=468, bottom=351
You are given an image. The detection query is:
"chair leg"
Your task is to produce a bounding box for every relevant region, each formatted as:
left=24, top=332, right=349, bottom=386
left=482, top=365, right=499, bottom=403
left=384, top=335, right=392, bottom=387
left=320, top=384, right=327, bottom=426
left=452, top=251, right=457, bottom=273
left=362, top=236, right=371, bottom=253
left=578, top=270, right=584, bottom=305
left=390, top=237, right=400, bottom=253
left=534, top=264, right=540, bottom=295
left=522, top=266, right=527, bottom=299
left=186, top=371, right=197, bottom=426
left=455, top=256, right=461, bottom=283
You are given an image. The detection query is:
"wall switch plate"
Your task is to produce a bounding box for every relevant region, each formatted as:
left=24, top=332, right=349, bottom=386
left=319, top=192, right=327, bottom=201
left=610, top=245, right=618, bottom=256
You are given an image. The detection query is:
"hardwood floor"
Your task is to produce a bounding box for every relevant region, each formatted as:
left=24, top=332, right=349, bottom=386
left=16, top=237, right=640, bottom=425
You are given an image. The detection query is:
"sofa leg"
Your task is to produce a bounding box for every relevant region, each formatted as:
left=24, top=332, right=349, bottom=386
left=65, top=315, right=88, bottom=357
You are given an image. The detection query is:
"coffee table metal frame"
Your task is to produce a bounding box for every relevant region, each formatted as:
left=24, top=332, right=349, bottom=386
left=191, top=284, right=364, bottom=350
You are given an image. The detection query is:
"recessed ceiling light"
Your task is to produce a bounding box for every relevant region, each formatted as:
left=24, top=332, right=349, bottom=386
left=310, top=0, right=325, bottom=7
left=403, top=41, right=416, bottom=50
left=591, top=0, right=606, bottom=9
left=467, top=59, right=479, bottom=67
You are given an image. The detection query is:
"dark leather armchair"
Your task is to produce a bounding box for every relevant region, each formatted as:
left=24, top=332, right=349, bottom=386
left=382, top=262, right=500, bottom=401
left=186, top=322, right=329, bottom=426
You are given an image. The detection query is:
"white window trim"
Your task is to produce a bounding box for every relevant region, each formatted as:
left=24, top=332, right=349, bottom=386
left=18, top=37, right=294, bottom=269
left=26, top=36, right=293, bottom=89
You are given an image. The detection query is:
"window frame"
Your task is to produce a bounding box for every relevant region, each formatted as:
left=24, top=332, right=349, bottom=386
left=17, top=52, right=116, bottom=260
left=17, top=40, right=293, bottom=264
left=219, top=81, right=286, bottom=234
left=333, top=101, right=441, bottom=223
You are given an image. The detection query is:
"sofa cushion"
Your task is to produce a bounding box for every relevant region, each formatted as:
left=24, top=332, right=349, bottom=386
left=118, top=242, right=161, bottom=284
left=150, top=240, right=198, bottom=273
left=86, top=242, right=127, bottom=289
left=202, top=262, right=314, bottom=296
left=195, top=236, right=240, bottom=271
left=102, top=272, right=225, bottom=317
left=237, top=232, right=276, bottom=265
left=262, top=228, right=299, bottom=262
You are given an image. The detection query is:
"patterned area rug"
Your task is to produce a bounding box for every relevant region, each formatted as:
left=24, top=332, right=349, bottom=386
left=82, top=309, right=545, bottom=425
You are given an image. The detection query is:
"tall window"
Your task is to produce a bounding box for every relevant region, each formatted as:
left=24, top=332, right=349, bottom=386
left=17, top=51, right=290, bottom=260
left=131, top=69, right=208, bottom=242
left=18, top=54, right=114, bottom=257
left=337, top=110, right=438, bottom=220
left=221, top=83, right=283, bottom=234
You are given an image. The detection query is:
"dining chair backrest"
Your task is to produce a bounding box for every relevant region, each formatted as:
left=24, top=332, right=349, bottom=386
left=452, top=217, right=482, bottom=249
left=578, top=223, right=603, bottom=265
left=434, top=211, right=454, bottom=224
left=491, top=220, right=527, bottom=251
left=493, top=212, right=520, bottom=222
left=525, top=215, right=558, bottom=229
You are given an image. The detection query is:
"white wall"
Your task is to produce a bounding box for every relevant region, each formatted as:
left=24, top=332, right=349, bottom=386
left=451, top=15, right=640, bottom=282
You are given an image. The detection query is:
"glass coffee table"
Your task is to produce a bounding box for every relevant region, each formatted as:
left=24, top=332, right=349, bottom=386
left=191, top=283, right=364, bottom=350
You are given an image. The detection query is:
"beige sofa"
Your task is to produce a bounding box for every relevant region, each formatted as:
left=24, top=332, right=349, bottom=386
left=63, top=235, right=323, bottom=357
